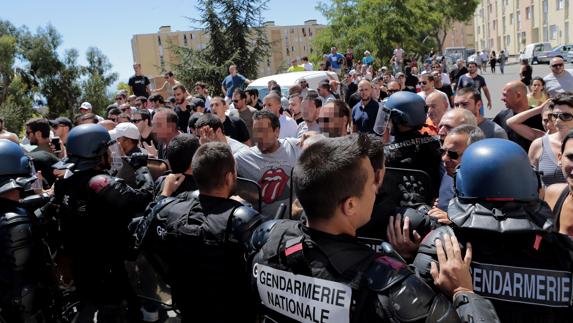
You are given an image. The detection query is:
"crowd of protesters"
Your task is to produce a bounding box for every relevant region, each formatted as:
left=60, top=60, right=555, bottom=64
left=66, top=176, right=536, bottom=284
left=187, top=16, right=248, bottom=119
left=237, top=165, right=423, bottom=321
left=1, top=45, right=573, bottom=323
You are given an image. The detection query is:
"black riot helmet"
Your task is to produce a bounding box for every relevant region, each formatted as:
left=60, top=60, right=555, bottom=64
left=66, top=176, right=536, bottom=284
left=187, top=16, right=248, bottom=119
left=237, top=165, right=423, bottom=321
left=385, top=91, right=427, bottom=129
left=65, top=124, right=113, bottom=171
left=0, top=139, right=35, bottom=195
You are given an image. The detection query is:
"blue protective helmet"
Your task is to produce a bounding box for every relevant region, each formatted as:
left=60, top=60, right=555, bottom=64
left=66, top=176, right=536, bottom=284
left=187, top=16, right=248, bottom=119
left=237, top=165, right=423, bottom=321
left=0, top=139, right=35, bottom=194
left=385, top=91, right=427, bottom=128
left=65, top=124, right=112, bottom=171
left=455, top=138, right=540, bottom=201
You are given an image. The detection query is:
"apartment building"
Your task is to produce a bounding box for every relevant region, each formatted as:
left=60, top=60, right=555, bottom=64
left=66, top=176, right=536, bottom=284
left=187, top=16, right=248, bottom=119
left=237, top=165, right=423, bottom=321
left=131, top=20, right=325, bottom=89
left=474, top=0, right=571, bottom=55
left=443, top=20, right=476, bottom=49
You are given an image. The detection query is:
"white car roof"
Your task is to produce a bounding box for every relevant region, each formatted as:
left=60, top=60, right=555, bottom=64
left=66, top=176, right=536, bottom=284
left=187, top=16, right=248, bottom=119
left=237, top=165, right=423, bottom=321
left=248, top=71, right=338, bottom=87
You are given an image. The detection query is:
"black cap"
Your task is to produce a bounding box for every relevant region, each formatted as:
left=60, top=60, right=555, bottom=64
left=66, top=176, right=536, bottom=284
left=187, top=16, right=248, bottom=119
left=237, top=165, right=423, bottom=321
left=49, top=117, right=73, bottom=128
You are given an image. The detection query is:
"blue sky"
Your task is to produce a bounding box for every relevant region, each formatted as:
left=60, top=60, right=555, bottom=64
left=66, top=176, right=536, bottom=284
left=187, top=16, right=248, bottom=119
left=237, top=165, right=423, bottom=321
left=2, top=0, right=325, bottom=84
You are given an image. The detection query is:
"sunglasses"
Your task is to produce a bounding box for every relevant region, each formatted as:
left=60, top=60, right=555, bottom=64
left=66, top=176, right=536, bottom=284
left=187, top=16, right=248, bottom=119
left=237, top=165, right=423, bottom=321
left=551, top=63, right=564, bottom=68
left=131, top=119, right=144, bottom=123
left=549, top=112, right=573, bottom=121
left=419, top=81, right=428, bottom=85
left=440, top=148, right=460, bottom=160
left=233, top=100, right=240, bottom=103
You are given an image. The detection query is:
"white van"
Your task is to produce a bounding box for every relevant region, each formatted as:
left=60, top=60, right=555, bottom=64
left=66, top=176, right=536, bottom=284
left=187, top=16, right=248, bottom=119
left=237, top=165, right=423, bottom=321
left=246, top=71, right=340, bottom=99
left=519, top=42, right=552, bottom=64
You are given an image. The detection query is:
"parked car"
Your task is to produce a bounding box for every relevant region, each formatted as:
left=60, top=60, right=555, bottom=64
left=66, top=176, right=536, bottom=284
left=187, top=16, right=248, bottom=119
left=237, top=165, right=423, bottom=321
left=567, top=50, right=573, bottom=63
left=246, top=71, right=339, bottom=99
left=538, top=44, right=573, bottom=64
left=519, top=42, right=552, bottom=64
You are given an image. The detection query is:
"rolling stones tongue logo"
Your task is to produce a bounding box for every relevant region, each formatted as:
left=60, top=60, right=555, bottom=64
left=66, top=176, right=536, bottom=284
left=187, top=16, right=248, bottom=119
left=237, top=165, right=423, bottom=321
left=259, top=168, right=289, bottom=204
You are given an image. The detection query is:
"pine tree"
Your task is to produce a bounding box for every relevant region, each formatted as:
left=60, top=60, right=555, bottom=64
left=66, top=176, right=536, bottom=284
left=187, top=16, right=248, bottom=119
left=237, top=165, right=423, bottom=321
left=172, top=0, right=270, bottom=96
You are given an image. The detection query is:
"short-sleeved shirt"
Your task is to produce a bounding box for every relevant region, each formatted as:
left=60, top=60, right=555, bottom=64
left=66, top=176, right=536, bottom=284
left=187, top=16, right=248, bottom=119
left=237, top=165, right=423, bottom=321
left=234, top=106, right=257, bottom=139
left=222, top=74, right=247, bottom=98
left=493, top=108, right=543, bottom=151
left=352, top=99, right=379, bottom=133
left=362, top=56, right=374, bottom=65
left=234, top=138, right=301, bottom=218
left=128, top=75, right=150, bottom=98
left=478, top=118, right=508, bottom=139
left=223, top=116, right=250, bottom=143
left=457, top=74, right=487, bottom=94
left=279, top=114, right=298, bottom=139
left=328, top=53, right=345, bottom=69
left=543, top=70, right=573, bottom=98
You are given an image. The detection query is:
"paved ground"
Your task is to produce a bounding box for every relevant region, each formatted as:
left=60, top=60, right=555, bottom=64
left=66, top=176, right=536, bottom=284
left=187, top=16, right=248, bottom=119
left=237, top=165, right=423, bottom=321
left=478, top=60, right=573, bottom=119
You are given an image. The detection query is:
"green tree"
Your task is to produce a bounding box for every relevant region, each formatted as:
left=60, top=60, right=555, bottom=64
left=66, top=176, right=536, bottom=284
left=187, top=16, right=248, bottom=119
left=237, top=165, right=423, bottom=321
left=117, top=81, right=131, bottom=94
left=172, top=0, right=270, bottom=95
left=314, top=0, right=476, bottom=64
left=81, top=47, right=118, bottom=115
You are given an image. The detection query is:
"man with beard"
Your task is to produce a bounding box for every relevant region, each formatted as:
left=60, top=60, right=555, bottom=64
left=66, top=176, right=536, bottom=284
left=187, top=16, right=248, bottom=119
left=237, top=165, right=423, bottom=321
left=235, top=110, right=301, bottom=219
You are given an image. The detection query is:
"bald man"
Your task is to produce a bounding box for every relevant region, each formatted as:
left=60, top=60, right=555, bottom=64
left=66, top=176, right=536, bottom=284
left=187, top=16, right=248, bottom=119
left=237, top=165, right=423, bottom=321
left=352, top=79, right=379, bottom=133
left=543, top=57, right=573, bottom=97
left=494, top=80, right=544, bottom=151
left=437, top=108, right=477, bottom=142
left=424, top=91, right=449, bottom=135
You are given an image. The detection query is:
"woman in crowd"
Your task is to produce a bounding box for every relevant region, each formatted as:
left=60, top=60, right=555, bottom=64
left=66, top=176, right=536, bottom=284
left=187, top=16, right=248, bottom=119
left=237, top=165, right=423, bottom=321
left=529, top=94, right=573, bottom=187
left=528, top=77, right=548, bottom=107
left=489, top=50, right=497, bottom=73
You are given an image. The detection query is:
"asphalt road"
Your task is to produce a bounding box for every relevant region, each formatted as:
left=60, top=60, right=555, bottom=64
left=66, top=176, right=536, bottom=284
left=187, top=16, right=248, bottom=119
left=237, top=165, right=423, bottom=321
left=479, top=62, right=556, bottom=119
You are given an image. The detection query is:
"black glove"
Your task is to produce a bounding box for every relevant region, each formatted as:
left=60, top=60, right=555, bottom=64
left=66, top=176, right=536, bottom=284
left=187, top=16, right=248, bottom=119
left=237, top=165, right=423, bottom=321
left=398, top=175, right=426, bottom=207
left=127, top=152, right=148, bottom=169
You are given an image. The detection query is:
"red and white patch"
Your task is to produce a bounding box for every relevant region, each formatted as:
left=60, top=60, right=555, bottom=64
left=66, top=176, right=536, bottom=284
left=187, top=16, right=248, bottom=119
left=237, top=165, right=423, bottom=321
left=259, top=168, right=289, bottom=204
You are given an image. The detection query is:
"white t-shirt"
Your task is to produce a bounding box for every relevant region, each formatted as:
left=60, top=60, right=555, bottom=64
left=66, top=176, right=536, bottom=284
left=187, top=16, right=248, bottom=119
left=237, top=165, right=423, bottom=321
left=394, top=48, right=404, bottom=60
left=227, top=137, right=249, bottom=154
left=544, top=70, right=573, bottom=98
left=235, top=138, right=301, bottom=219
left=279, top=114, right=298, bottom=138
left=303, top=62, right=313, bottom=71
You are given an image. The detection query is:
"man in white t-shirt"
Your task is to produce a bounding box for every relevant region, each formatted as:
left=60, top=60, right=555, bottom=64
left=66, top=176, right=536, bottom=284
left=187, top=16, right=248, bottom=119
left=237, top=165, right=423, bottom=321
left=263, top=92, right=298, bottom=138
left=235, top=110, right=301, bottom=218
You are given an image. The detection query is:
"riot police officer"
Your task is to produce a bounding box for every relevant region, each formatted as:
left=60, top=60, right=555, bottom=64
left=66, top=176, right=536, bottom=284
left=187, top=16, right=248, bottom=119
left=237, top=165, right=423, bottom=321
left=53, top=124, right=154, bottom=322
left=377, top=91, right=442, bottom=200
left=138, top=142, right=262, bottom=323
left=414, top=138, right=573, bottom=322
left=0, top=139, right=54, bottom=323
left=250, top=134, right=499, bottom=322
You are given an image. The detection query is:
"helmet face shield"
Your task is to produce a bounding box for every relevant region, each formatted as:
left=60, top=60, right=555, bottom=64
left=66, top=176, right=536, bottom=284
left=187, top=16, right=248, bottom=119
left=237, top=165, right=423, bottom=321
left=107, top=140, right=123, bottom=174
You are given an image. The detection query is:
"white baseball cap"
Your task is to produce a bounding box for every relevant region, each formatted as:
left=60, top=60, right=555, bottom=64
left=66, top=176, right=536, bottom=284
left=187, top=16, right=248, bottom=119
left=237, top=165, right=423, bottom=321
left=110, top=122, right=140, bottom=140
left=80, top=102, right=92, bottom=110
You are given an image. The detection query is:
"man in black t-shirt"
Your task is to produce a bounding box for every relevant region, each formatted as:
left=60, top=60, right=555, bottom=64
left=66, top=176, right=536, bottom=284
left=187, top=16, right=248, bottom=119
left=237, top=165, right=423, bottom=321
left=211, top=97, right=250, bottom=144
left=128, top=63, right=151, bottom=98
left=493, top=80, right=543, bottom=151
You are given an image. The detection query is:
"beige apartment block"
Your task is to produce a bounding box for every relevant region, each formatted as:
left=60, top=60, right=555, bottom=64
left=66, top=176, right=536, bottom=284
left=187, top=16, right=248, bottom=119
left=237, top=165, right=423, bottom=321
left=474, top=0, right=572, bottom=56
left=443, top=20, right=476, bottom=49
left=131, top=20, right=325, bottom=90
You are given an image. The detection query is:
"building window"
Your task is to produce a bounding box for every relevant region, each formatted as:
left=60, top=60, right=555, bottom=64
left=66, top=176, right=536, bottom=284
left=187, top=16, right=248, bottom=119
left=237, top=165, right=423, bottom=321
left=505, top=35, right=511, bottom=46
left=302, top=28, right=306, bottom=37
left=543, top=26, right=549, bottom=41
left=493, top=20, right=497, bottom=30
left=502, top=16, right=506, bottom=33
left=183, top=34, right=188, bottom=46
left=517, top=10, right=521, bottom=29
left=526, top=6, right=531, bottom=19
left=550, top=25, right=558, bottom=40
left=510, top=13, right=514, bottom=24
left=557, top=0, right=564, bottom=9
left=157, top=36, right=162, bottom=46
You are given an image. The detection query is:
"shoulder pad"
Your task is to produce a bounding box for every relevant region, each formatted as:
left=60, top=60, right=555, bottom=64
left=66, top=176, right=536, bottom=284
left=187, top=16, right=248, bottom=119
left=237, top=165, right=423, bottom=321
left=249, top=219, right=281, bottom=252
left=190, top=190, right=199, bottom=199
left=230, top=205, right=264, bottom=247
left=413, top=225, right=456, bottom=281
left=1, top=208, right=31, bottom=226
left=88, top=174, right=114, bottom=193
left=367, top=255, right=412, bottom=292
left=385, top=273, right=459, bottom=322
